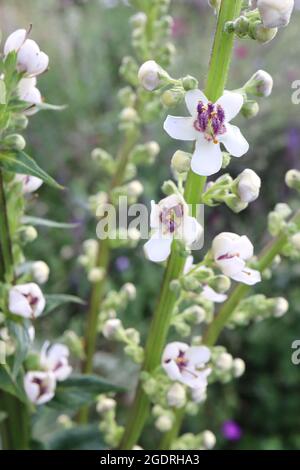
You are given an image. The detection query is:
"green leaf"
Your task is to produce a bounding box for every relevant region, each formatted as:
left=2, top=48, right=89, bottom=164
left=42, top=294, right=86, bottom=317
left=48, top=374, right=123, bottom=411
left=22, top=216, right=79, bottom=229
left=47, top=425, right=106, bottom=450
left=0, top=365, right=28, bottom=404
left=8, top=320, right=31, bottom=378
left=0, top=150, right=64, bottom=190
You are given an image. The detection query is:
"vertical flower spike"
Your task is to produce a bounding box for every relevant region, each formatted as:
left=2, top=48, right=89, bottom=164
left=212, top=232, right=261, bottom=285
left=4, top=29, right=49, bottom=77
left=144, top=194, right=203, bottom=263
left=9, top=283, right=46, bottom=319
left=40, top=342, right=72, bottom=381
left=162, top=342, right=211, bottom=389
left=24, top=371, right=56, bottom=405
left=163, top=89, right=249, bottom=176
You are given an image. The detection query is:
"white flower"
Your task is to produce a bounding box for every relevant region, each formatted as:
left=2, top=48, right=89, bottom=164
left=164, top=89, right=249, bottom=176
left=40, top=342, right=72, bottom=381
left=144, top=194, right=203, bottom=263
left=236, top=169, right=261, bottom=203
left=212, top=232, right=261, bottom=286
left=9, top=283, right=46, bottom=319
left=162, top=341, right=211, bottom=389
left=138, top=60, right=164, bottom=91
left=256, top=0, right=294, bottom=28
left=15, top=173, right=43, bottom=193
left=4, top=29, right=49, bottom=77
left=32, top=261, right=50, bottom=284
left=18, top=78, right=42, bottom=115
left=24, top=371, right=56, bottom=405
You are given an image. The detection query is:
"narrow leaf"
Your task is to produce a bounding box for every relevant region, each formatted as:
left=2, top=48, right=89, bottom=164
left=22, top=216, right=79, bottom=229
left=42, top=294, right=86, bottom=317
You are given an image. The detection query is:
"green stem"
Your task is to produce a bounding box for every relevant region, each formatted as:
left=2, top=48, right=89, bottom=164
left=119, top=0, right=242, bottom=450
left=78, top=133, right=138, bottom=424
left=0, top=170, right=14, bottom=283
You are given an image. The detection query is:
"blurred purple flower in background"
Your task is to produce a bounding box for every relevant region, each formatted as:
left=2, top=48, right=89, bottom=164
left=115, top=256, right=130, bottom=272
left=221, top=420, right=242, bottom=441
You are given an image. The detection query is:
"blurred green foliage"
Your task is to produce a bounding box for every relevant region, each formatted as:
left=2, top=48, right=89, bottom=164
left=1, top=0, right=300, bottom=449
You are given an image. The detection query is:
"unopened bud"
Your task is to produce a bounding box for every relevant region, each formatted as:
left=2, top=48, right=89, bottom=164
left=102, top=319, right=122, bottom=339
left=167, top=383, right=186, bottom=408
left=244, top=70, right=274, bottom=97
left=127, top=180, right=144, bottom=198
left=236, top=169, right=261, bottom=203
left=274, top=297, right=289, bottom=317
left=256, top=0, right=294, bottom=29
left=285, top=169, right=300, bottom=191
left=32, top=261, right=50, bottom=284
left=161, top=87, right=185, bottom=107
left=88, top=267, right=105, bottom=283
left=182, top=75, right=198, bottom=91
left=291, top=233, right=300, bottom=250
left=216, top=352, right=233, bottom=371
left=155, top=415, right=173, bottom=432
left=250, top=22, right=278, bottom=44
left=241, top=100, right=259, bottom=118
left=96, top=397, right=116, bottom=414
left=138, top=60, right=169, bottom=91
left=4, top=133, right=26, bottom=150
left=122, top=282, right=136, bottom=300
left=232, top=358, right=246, bottom=378
left=202, top=430, right=216, bottom=450
left=171, top=150, right=191, bottom=174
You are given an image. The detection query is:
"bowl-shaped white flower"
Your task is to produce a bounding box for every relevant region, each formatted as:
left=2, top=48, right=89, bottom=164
left=164, top=89, right=249, bottom=176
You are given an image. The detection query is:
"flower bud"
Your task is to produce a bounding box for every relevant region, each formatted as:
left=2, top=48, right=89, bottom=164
left=291, top=233, right=300, bottom=250
left=285, top=169, right=300, bottom=191
left=23, top=226, right=38, bottom=242
left=202, top=430, right=216, bottom=450
left=256, top=0, right=294, bottom=29
left=167, top=383, right=186, bottom=408
left=161, top=87, right=185, bottom=107
left=191, top=386, right=207, bottom=404
left=232, top=358, right=246, bottom=378
left=32, top=261, right=50, bottom=284
left=57, top=414, right=73, bottom=429
left=275, top=203, right=292, bottom=219
left=250, top=22, right=278, bottom=44
left=155, top=415, right=173, bottom=432
left=161, top=180, right=178, bottom=196
left=118, top=86, right=136, bottom=108
left=208, top=275, right=231, bottom=293
left=122, top=282, right=136, bottom=300
left=102, top=319, right=122, bottom=339
left=241, top=100, right=259, bottom=118
left=11, top=114, right=29, bottom=130
left=96, top=396, right=116, bottom=414
left=216, top=352, right=233, bottom=371
left=130, top=12, right=147, bottom=28
left=273, top=297, right=289, bottom=317
left=244, top=70, right=274, bottom=97
left=126, top=180, right=144, bottom=198
left=171, top=150, right=191, bottom=174
left=120, top=107, right=139, bottom=123
left=222, top=152, right=231, bottom=169
left=3, top=133, right=26, bottom=150
left=127, top=228, right=141, bottom=243
left=182, top=75, right=198, bottom=91
left=146, top=141, right=160, bottom=159
left=138, top=60, right=167, bottom=91
left=88, top=267, right=105, bottom=283
left=236, top=169, right=261, bottom=203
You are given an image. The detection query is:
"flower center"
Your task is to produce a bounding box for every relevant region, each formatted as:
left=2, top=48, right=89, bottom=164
left=194, top=101, right=226, bottom=144
left=160, top=203, right=184, bottom=234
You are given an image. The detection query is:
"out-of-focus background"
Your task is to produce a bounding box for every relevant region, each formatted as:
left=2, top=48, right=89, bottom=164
left=1, top=0, right=300, bottom=450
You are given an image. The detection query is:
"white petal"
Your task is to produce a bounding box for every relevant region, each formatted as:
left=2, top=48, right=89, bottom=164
left=212, top=232, right=240, bottom=259
left=185, top=89, right=208, bottom=116
left=202, top=285, right=227, bottom=303
left=163, top=116, right=197, bottom=141
left=217, top=91, right=244, bottom=122
left=163, top=360, right=182, bottom=381
left=191, top=136, right=223, bottom=176
left=220, top=123, right=249, bottom=158
left=181, top=216, right=203, bottom=246
left=185, top=346, right=211, bottom=366
left=150, top=201, right=160, bottom=230
left=29, top=51, right=49, bottom=76
left=17, top=39, right=40, bottom=73
left=162, top=342, right=189, bottom=361
left=4, top=29, right=27, bottom=55
left=183, top=255, right=194, bottom=274
left=231, top=268, right=261, bottom=285
left=181, top=368, right=211, bottom=389
left=9, top=288, right=32, bottom=318
left=217, top=256, right=246, bottom=277
left=235, top=235, right=254, bottom=260
left=144, top=234, right=172, bottom=263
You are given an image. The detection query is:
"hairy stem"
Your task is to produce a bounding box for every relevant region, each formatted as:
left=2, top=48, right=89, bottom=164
left=119, top=0, right=243, bottom=450
left=0, top=170, right=14, bottom=283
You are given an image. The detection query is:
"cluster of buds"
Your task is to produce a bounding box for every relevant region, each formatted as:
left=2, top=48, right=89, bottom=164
left=268, top=202, right=293, bottom=237
left=102, top=317, right=144, bottom=364
left=202, top=168, right=261, bottom=213
left=171, top=430, right=216, bottom=451
left=209, top=347, right=246, bottom=384
left=225, top=1, right=294, bottom=45
left=97, top=395, right=124, bottom=447
left=228, top=294, right=289, bottom=328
